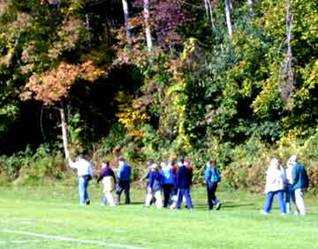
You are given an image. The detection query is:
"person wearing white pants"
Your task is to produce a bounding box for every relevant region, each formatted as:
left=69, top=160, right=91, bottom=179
left=97, top=161, right=117, bottom=207
left=144, top=163, right=163, bottom=209
left=291, top=155, right=309, bottom=215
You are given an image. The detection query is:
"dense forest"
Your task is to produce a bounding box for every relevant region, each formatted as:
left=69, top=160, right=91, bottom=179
left=0, top=0, right=317, bottom=190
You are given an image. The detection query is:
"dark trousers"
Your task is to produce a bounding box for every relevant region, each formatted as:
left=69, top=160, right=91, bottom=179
left=163, top=184, right=174, bottom=208
left=116, top=180, right=130, bottom=204
left=207, top=182, right=218, bottom=209
left=176, top=188, right=193, bottom=209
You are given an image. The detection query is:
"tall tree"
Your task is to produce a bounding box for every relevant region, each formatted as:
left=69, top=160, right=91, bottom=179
left=224, top=0, right=233, bottom=38
left=143, top=0, right=153, bottom=51
left=122, top=0, right=132, bottom=41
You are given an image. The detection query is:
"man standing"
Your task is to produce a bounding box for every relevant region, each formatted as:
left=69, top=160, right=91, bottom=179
left=292, top=156, right=309, bottom=215
left=116, top=157, right=132, bottom=204
left=69, top=155, right=94, bottom=205
left=204, top=160, right=222, bottom=210
left=176, top=159, right=193, bottom=209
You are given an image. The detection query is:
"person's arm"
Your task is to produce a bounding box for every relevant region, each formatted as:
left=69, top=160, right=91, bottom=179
left=292, top=166, right=298, bottom=188
left=204, top=168, right=211, bottom=184
left=68, top=158, right=77, bottom=169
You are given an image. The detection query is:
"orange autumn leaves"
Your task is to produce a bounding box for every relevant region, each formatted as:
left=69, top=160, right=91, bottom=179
left=21, top=61, right=104, bottom=105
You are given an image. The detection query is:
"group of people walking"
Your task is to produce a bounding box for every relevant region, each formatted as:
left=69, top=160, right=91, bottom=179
left=68, top=156, right=222, bottom=210
left=263, top=155, right=309, bottom=215
left=68, top=154, right=310, bottom=215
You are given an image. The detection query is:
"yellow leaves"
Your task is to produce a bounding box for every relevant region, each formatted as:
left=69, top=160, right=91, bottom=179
left=21, top=60, right=104, bottom=105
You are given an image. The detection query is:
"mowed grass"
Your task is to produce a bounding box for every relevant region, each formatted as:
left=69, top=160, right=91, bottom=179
left=0, top=184, right=317, bottom=249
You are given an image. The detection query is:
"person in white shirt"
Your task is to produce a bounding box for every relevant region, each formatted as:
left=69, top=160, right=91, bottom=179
left=262, top=158, right=286, bottom=215
left=69, top=155, right=94, bottom=205
left=285, top=155, right=297, bottom=214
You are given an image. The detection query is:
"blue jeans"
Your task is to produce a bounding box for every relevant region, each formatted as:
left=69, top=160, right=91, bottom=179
left=285, top=184, right=295, bottom=204
left=176, top=188, right=193, bottom=209
left=78, top=176, right=90, bottom=205
left=263, top=190, right=286, bottom=214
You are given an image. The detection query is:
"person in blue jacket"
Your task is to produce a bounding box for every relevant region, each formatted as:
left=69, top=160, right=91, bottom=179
left=162, top=160, right=177, bottom=208
left=176, top=159, right=193, bottom=209
left=204, top=160, right=222, bottom=210
left=291, top=156, right=309, bottom=215
left=145, top=163, right=163, bottom=208
left=115, top=157, right=132, bottom=204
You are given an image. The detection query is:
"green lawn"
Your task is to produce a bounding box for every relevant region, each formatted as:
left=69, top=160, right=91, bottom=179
left=0, top=184, right=317, bottom=249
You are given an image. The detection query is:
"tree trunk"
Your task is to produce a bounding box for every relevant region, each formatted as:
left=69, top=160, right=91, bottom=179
left=247, top=0, right=253, bottom=16
left=121, top=0, right=132, bottom=41
left=204, top=0, right=215, bottom=29
left=225, top=0, right=233, bottom=38
left=59, top=107, right=70, bottom=161
left=144, top=0, right=153, bottom=51
left=280, top=0, right=294, bottom=101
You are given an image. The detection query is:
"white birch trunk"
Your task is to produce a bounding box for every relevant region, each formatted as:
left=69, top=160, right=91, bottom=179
left=121, top=0, right=132, bottom=41
left=247, top=0, right=253, bottom=16
left=59, top=107, right=70, bottom=161
left=144, top=0, right=153, bottom=51
left=225, top=0, right=233, bottom=38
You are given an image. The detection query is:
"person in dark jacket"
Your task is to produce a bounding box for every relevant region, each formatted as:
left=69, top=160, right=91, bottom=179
left=176, top=159, right=193, bottom=209
left=162, top=160, right=177, bottom=208
left=97, top=161, right=116, bottom=206
left=204, top=160, right=222, bottom=210
left=292, top=156, right=309, bottom=215
left=145, top=163, right=163, bottom=208
left=115, top=157, right=132, bottom=204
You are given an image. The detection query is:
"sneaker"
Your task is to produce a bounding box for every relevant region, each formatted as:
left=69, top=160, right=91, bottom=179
left=86, top=200, right=91, bottom=205
left=215, top=202, right=222, bottom=210
left=261, top=210, right=269, bottom=215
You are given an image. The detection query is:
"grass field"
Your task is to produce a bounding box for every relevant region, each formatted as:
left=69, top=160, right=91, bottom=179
left=0, top=184, right=317, bottom=249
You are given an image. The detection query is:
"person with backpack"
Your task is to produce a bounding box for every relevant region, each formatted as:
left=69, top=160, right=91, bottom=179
left=115, top=157, right=132, bottom=205
left=145, top=163, right=163, bottom=208
left=176, top=159, right=193, bottom=210
left=262, top=158, right=286, bottom=215
left=97, top=161, right=116, bottom=207
left=292, top=156, right=309, bottom=215
left=204, top=160, right=222, bottom=210
left=162, top=160, right=177, bottom=208
left=68, top=154, right=94, bottom=206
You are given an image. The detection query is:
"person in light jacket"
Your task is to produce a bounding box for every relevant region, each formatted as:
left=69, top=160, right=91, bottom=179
left=263, top=158, right=286, bottom=215
left=69, top=154, right=94, bottom=205
left=285, top=155, right=297, bottom=214
left=97, top=161, right=116, bottom=207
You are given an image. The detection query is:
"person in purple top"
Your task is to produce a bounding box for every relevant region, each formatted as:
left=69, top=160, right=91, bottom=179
left=97, top=161, right=116, bottom=206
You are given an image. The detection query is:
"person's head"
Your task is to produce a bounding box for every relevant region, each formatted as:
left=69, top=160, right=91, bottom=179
left=209, top=159, right=216, bottom=167
left=287, top=155, right=297, bottom=167
left=104, top=161, right=110, bottom=167
left=146, top=159, right=154, bottom=167
left=151, top=163, right=159, bottom=171
left=269, top=158, right=279, bottom=170
left=118, top=156, right=125, bottom=167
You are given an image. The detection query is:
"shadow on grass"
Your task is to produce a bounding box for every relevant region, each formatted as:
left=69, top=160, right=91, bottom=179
left=193, top=202, right=255, bottom=210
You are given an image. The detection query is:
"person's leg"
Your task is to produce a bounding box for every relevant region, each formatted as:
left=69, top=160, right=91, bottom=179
left=263, top=192, right=274, bottom=214
left=206, top=184, right=213, bottom=210
left=115, top=181, right=123, bottom=204
left=285, top=185, right=291, bottom=213
left=83, top=177, right=90, bottom=204
left=78, top=177, right=85, bottom=205
left=163, top=185, right=168, bottom=208
left=145, top=189, right=153, bottom=207
left=184, top=188, right=193, bottom=209
left=277, top=190, right=286, bottom=214
left=176, top=189, right=183, bottom=209
left=105, top=191, right=115, bottom=206
left=295, top=188, right=306, bottom=215
left=123, top=181, right=131, bottom=204
left=154, top=190, right=163, bottom=209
